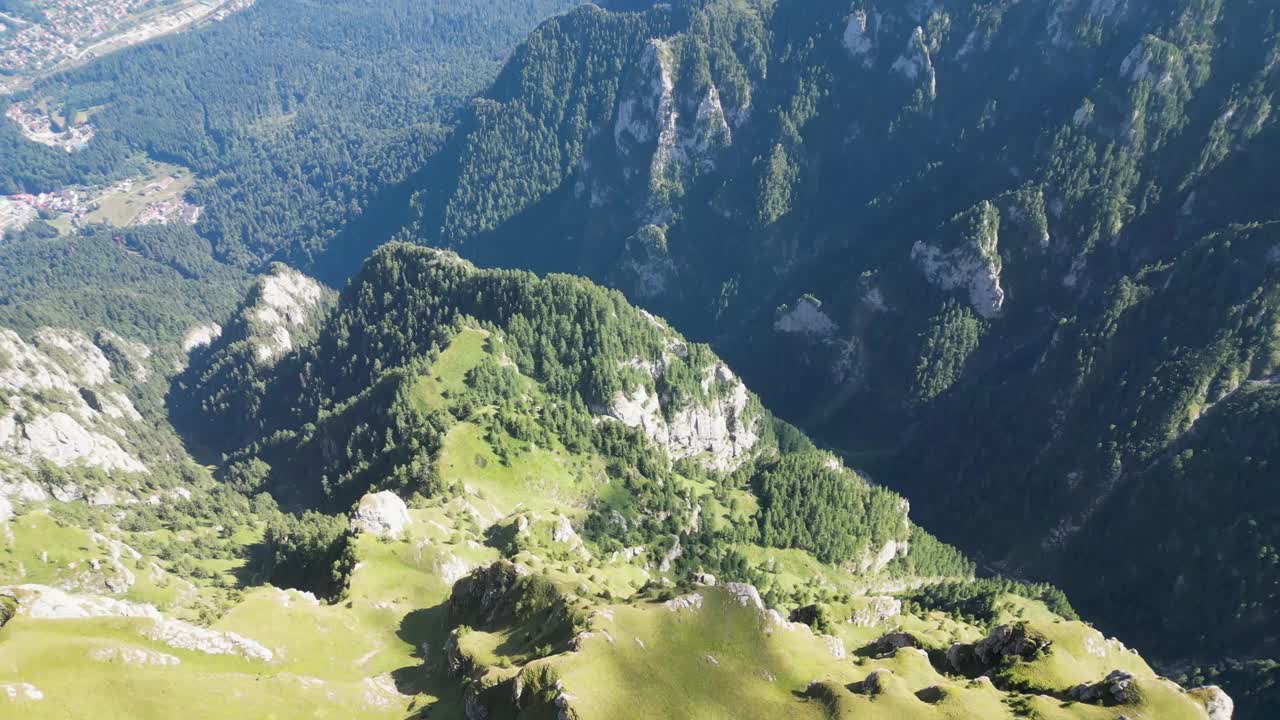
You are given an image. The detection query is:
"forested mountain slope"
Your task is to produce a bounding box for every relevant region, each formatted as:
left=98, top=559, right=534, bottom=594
left=323, top=0, right=1280, bottom=713
left=0, top=0, right=1273, bottom=716
left=1, top=0, right=581, bottom=269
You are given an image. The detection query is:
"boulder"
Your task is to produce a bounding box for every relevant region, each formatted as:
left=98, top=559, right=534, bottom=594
left=788, top=604, right=825, bottom=628
left=945, top=642, right=976, bottom=674
left=0, top=594, right=15, bottom=627
left=973, top=622, right=1052, bottom=666
left=350, top=491, right=410, bottom=539
left=916, top=685, right=947, bottom=704
left=869, top=631, right=921, bottom=657
left=1191, top=685, right=1234, bottom=720
left=1068, top=669, right=1141, bottom=706
left=856, top=669, right=893, bottom=696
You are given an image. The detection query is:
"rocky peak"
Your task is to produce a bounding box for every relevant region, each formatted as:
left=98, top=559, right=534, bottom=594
left=611, top=35, right=737, bottom=225
left=245, top=265, right=328, bottom=366
left=891, top=26, right=937, bottom=100
left=912, top=200, right=1005, bottom=319
left=614, top=38, right=677, bottom=163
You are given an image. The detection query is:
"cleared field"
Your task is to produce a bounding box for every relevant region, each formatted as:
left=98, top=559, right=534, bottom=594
left=80, top=163, right=196, bottom=227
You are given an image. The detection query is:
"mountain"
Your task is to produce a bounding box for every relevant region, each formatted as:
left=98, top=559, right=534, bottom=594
left=312, top=0, right=1280, bottom=710
left=0, top=0, right=1274, bottom=716
left=0, top=243, right=1233, bottom=718
left=1, top=0, right=582, bottom=269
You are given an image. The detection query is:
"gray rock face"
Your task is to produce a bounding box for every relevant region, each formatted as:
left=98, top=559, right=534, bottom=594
left=612, top=37, right=736, bottom=220
left=723, top=582, right=765, bottom=611
left=31, top=328, right=113, bottom=386
left=0, top=594, right=16, bottom=627
left=11, top=412, right=147, bottom=475
left=657, top=534, right=682, bottom=573
left=916, top=203, right=1003, bottom=315
left=0, top=477, right=47, bottom=504
left=911, top=200, right=1005, bottom=318
left=891, top=26, right=937, bottom=100
left=244, top=266, right=328, bottom=366
left=945, top=642, right=975, bottom=673
left=432, top=552, right=472, bottom=586
left=663, top=592, right=703, bottom=612
left=823, top=634, right=846, bottom=659
left=774, top=296, right=837, bottom=337
left=618, top=225, right=678, bottom=299
left=6, top=584, right=273, bottom=661
left=349, top=491, right=411, bottom=539
left=551, top=514, right=591, bottom=560
left=447, top=561, right=533, bottom=630
left=0, top=327, right=148, bottom=475
left=603, top=360, right=758, bottom=472
left=861, top=538, right=909, bottom=574
left=843, top=10, right=876, bottom=65
left=7, top=583, right=159, bottom=620
left=1194, top=685, right=1234, bottom=720
left=180, top=323, right=222, bottom=353
left=95, top=330, right=152, bottom=383
left=850, top=596, right=902, bottom=627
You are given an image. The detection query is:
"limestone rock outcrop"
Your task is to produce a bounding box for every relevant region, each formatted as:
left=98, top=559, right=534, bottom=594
left=5, top=584, right=272, bottom=661
left=602, top=358, right=758, bottom=472
left=350, top=491, right=411, bottom=539
left=0, top=328, right=148, bottom=475
left=245, top=265, right=328, bottom=365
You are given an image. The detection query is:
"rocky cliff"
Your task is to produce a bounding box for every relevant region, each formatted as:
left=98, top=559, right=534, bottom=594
left=0, top=328, right=148, bottom=478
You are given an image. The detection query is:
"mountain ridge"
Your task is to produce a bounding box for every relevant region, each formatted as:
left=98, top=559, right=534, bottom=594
left=303, top=2, right=1280, bottom=710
